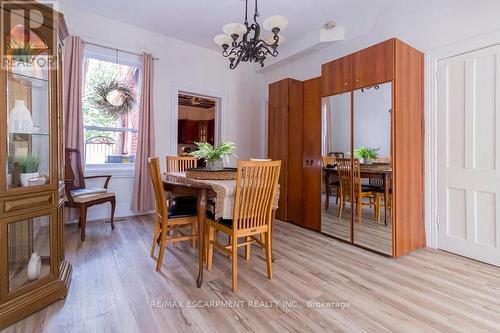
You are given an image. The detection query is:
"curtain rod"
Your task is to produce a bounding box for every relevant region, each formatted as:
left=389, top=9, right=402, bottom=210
left=83, top=41, right=159, bottom=61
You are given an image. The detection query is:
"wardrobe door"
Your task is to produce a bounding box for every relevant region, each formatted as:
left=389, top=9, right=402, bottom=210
left=352, top=82, right=393, bottom=256
left=321, top=92, right=353, bottom=242
left=268, top=80, right=289, bottom=220
left=321, top=56, right=353, bottom=96
left=352, top=39, right=394, bottom=89
left=287, top=80, right=304, bottom=225
left=302, top=78, right=322, bottom=231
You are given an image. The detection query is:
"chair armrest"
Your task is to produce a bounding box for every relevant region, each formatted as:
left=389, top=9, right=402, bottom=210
left=84, top=175, right=112, bottom=189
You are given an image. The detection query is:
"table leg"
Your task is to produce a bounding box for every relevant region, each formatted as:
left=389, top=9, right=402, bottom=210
left=196, top=189, right=207, bottom=288
left=324, top=170, right=330, bottom=210
left=383, top=174, right=389, bottom=226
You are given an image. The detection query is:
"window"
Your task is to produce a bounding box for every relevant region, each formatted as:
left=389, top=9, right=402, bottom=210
left=82, top=44, right=141, bottom=167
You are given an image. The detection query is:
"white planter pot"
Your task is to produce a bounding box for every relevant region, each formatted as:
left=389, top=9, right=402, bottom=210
left=27, top=252, right=41, bottom=281
left=20, top=172, right=39, bottom=187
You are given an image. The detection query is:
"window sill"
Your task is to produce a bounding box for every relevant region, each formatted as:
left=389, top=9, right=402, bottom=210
left=85, top=164, right=135, bottom=179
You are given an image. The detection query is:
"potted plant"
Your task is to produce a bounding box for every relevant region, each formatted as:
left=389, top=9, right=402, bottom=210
left=354, top=146, right=379, bottom=165
left=190, top=141, right=236, bottom=171
left=16, top=155, right=43, bottom=187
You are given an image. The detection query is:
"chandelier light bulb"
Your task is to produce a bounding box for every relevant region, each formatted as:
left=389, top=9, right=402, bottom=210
left=214, top=34, right=234, bottom=46
left=222, top=23, right=247, bottom=37
left=263, top=15, right=288, bottom=32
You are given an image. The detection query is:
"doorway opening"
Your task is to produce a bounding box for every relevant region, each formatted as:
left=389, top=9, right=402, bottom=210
left=177, top=93, right=218, bottom=166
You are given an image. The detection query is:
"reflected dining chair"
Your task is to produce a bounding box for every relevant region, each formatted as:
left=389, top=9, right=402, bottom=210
left=337, top=158, right=376, bottom=223
left=322, top=155, right=340, bottom=209
left=148, top=157, right=198, bottom=272
left=206, top=160, right=281, bottom=292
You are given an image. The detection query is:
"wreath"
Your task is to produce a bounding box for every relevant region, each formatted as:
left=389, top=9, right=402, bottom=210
left=92, top=80, right=137, bottom=118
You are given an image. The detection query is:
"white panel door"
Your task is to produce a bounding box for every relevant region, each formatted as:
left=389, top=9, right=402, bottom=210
left=437, top=44, right=500, bottom=266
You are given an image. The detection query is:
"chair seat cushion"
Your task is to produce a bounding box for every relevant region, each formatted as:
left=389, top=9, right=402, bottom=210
left=72, top=192, right=115, bottom=203
left=170, top=195, right=197, bottom=207
left=168, top=204, right=197, bottom=218
left=329, top=181, right=340, bottom=186
left=206, top=211, right=233, bottom=228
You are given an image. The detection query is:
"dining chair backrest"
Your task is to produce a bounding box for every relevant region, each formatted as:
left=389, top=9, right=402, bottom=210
left=336, top=158, right=352, bottom=196
left=232, top=160, right=281, bottom=232
left=322, top=155, right=336, bottom=167
left=166, top=156, right=197, bottom=172
left=370, top=156, right=391, bottom=187
left=328, top=152, right=345, bottom=158
left=338, top=158, right=365, bottom=194
left=149, top=157, right=168, bottom=220
left=372, top=156, right=391, bottom=164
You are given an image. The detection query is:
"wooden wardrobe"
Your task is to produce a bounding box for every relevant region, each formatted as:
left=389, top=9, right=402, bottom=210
left=268, top=38, right=425, bottom=257
left=268, top=78, right=322, bottom=231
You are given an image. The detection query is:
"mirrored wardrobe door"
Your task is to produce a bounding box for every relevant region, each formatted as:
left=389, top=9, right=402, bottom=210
left=352, top=82, right=393, bottom=255
left=321, top=92, right=353, bottom=241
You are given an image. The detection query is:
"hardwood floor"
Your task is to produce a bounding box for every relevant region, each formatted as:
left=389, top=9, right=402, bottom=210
left=321, top=194, right=393, bottom=255
left=4, top=215, right=500, bottom=332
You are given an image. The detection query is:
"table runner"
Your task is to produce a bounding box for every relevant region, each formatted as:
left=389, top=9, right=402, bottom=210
left=165, top=172, right=279, bottom=220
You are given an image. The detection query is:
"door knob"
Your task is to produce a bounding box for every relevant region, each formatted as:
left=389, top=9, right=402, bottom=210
left=344, top=82, right=348, bottom=86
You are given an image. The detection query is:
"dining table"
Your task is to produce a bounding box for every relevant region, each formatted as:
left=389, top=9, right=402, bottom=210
left=162, top=172, right=277, bottom=288
left=323, top=163, right=393, bottom=225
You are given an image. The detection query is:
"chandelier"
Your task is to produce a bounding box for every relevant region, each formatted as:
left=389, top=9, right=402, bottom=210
left=214, top=0, right=288, bottom=69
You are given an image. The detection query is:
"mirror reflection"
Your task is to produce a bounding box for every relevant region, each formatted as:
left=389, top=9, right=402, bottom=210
left=321, top=93, right=352, bottom=241
left=352, top=82, right=393, bottom=255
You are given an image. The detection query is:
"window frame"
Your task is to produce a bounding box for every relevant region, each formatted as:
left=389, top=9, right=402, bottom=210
left=82, top=45, right=142, bottom=174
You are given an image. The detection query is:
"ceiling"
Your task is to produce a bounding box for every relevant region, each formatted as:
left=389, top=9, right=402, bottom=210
left=60, top=0, right=500, bottom=61
left=60, top=0, right=394, bottom=52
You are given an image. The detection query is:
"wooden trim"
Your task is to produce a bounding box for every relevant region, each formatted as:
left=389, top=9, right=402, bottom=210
left=393, top=39, right=426, bottom=257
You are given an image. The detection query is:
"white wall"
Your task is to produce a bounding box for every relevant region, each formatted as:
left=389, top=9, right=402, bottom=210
left=353, top=82, right=392, bottom=157
left=262, top=0, right=500, bottom=85
left=60, top=4, right=265, bottom=221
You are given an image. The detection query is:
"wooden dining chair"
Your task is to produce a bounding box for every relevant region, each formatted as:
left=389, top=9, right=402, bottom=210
left=64, top=148, right=116, bottom=241
left=206, top=160, right=281, bottom=292
left=336, top=158, right=376, bottom=223
left=166, top=156, right=197, bottom=172
left=166, top=155, right=198, bottom=247
left=322, top=156, right=340, bottom=209
left=148, top=157, right=198, bottom=272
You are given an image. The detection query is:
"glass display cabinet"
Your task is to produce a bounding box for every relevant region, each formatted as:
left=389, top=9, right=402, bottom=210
left=0, top=1, right=71, bottom=329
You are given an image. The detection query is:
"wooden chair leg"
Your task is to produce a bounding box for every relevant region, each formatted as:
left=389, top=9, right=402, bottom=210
left=191, top=221, right=197, bottom=248
left=231, top=235, right=238, bottom=292
left=156, top=223, right=168, bottom=272
left=109, top=197, right=116, bottom=230
left=335, top=187, right=339, bottom=205
left=357, top=197, right=362, bottom=224
left=150, top=217, right=160, bottom=258
left=245, top=236, right=251, bottom=260
left=207, top=225, right=214, bottom=271
left=265, top=231, right=273, bottom=279
left=80, top=206, right=88, bottom=242
left=339, top=194, right=344, bottom=218
left=325, top=191, right=330, bottom=210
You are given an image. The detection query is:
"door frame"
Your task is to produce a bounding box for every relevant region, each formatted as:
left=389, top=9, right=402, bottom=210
left=425, top=31, right=500, bottom=249
left=170, top=83, right=224, bottom=156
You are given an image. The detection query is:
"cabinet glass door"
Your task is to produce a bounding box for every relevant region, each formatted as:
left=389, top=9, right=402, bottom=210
left=8, top=215, right=52, bottom=292
left=321, top=92, right=353, bottom=241
left=6, top=26, right=51, bottom=190
left=352, top=82, right=393, bottom=255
